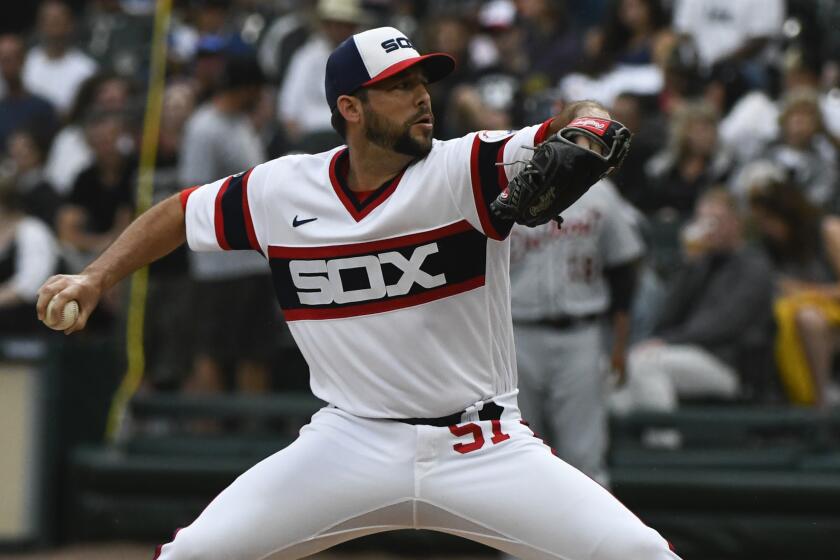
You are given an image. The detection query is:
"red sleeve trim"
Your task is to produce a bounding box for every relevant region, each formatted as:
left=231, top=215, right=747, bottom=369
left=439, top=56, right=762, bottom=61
left=470, top=135, right=504, bottom=241
left=213, top=177, right=233, bottom=250
left=240, top=168, right=263, bottom=254
left=533, top=117, right=554, bottom=145
left=180, top=186, right=199, bottom=213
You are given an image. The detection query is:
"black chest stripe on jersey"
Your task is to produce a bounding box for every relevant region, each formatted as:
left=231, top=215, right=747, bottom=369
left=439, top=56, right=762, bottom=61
left=268, top=220, right=487, bottom=320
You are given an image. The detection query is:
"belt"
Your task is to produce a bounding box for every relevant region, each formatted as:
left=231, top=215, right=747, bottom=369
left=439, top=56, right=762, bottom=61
left=394, top=402, right=505, bottom=427
left=519, top=313, right=602, bottom=330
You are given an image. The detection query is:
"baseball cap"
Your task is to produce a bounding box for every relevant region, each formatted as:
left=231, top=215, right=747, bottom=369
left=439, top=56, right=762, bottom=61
left=325, top=26, right=455, bottom=112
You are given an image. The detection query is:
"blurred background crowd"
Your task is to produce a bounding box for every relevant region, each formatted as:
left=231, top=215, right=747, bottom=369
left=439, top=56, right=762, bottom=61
left=4, top=0, right=836, bottom=406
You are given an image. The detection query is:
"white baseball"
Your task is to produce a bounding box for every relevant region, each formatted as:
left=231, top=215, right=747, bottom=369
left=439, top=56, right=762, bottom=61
left=45, top=298, right=80, bottom=331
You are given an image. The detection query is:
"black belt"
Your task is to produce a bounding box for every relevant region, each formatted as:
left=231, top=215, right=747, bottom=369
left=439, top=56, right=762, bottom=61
left=394, top=402, right=505, bottom=427
left=519, top=313, right=602, bottom=330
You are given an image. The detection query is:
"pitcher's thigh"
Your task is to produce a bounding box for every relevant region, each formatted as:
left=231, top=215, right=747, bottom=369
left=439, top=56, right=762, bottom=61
left=157, top=412, right=414, bottom=560
left=423, top=430, right=679, bottom=560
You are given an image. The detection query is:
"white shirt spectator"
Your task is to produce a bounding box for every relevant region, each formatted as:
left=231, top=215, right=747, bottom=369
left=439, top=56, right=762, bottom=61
left=6, top=217, right=59, bottom=302
left=22, top=46, right=97, bottom=114
left=277, top=35, right=334, bottom=135
left=558, top=64, right=663, bottom=108
left=673, top=0, right=784, bottom=68
left=44, top=125, right=93, bottom=195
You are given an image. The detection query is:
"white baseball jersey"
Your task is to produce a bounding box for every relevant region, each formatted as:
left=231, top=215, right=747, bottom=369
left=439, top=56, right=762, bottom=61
left=509, top=180, right=643, bottom=321
left=181, top=121, right=554, bottom=418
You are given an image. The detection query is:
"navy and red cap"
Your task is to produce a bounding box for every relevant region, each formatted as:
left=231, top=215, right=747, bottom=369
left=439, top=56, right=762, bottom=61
left=325, top=26, right=455, bottom=112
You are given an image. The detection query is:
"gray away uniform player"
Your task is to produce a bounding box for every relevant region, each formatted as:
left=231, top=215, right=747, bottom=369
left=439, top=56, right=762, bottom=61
left=511, top=180, right=643, bottom=485
left=36, top=26, right=681, bottom=560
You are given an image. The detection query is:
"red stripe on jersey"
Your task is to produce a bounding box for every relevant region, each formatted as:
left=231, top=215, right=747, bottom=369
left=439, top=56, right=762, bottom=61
left=533, top=117, right=554, bottom=145
left=240, top=168, right=262, bottom=254
left=213, top=176, right=233, bottom=250
left=283, top=276, right=485, bottom=321
left=179, top=185, right=199, bottom=213
left=268, top=220, right=473, bottom=259
left=469, top=135, right=503, bottom=241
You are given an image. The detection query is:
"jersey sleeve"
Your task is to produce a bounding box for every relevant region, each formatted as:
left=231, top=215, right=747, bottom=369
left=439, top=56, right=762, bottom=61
left=443, top=119, right=554, bottom=240
left=180, top=165, right=266, bottom=255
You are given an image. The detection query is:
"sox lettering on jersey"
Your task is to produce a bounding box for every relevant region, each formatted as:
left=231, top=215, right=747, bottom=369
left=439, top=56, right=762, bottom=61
left=289, top=242, right=446, bottom=305
left=269, top=220, right=487, bottom=321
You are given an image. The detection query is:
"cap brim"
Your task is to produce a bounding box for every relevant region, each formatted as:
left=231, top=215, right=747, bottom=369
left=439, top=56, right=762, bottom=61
left=362, top=53, right=455, bottom=88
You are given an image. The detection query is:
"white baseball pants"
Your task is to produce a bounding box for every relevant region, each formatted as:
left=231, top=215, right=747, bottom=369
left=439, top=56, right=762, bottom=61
left=155, top=394, right=680, bottom=560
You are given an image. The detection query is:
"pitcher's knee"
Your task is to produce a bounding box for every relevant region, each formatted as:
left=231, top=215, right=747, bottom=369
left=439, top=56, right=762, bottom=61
left=594, top=525, right=678, bottom=560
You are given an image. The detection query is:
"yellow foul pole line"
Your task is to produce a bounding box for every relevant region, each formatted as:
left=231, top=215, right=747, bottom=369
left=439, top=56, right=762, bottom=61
left=106, top=0, right=173, bottom=440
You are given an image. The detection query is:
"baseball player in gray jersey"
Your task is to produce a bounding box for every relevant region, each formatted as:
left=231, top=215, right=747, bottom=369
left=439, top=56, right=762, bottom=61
left=510, top=128, right=643, bottom=484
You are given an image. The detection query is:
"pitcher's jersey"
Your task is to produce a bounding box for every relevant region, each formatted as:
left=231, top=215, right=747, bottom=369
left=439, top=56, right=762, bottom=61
left=509, top=180, right=643, bottom=321
left=181, top=120, right=553, bottom=418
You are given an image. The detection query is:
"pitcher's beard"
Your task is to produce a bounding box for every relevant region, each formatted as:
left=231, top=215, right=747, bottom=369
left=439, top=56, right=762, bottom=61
left=363, top=106, right=432, bottom=158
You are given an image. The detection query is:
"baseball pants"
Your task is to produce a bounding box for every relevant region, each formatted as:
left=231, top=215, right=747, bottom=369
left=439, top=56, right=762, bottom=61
left=155, top=393, right=680, bottom=560
left=514, top=321, right=608, bottom=485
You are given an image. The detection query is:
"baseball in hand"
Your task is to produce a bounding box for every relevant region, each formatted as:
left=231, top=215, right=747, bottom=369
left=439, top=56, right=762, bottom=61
left=45, top=298, right=80, bottom=331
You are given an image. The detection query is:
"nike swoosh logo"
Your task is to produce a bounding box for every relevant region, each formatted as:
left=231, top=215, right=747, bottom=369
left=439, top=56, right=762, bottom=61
left=293, top=215, right=318, bottom=227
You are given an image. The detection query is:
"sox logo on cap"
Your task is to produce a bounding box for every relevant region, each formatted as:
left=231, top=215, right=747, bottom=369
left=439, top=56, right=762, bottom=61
left=324, top=26, right=454, bottom=111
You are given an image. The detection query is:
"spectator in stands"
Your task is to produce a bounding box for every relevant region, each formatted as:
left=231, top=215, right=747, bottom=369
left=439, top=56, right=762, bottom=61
left=449, top=0, right=525, bottom=132
left=0, top=34, right=57, bottom=152
left=57, top=111, right=135, bottom=267
left=557, top=0, right=668, bottom=107
left=22, top=0, right=97, bottom=116
left=642, top=101, right=735, bottom=219
left=609, top=91, right=666, bottom=204
left=277, top=0, right=365, bottom=150
left=80, top=0, right=153, bottom=77
left=422, top=13, right=476, bottom=139
left=584, top=0, right=672, bottom=69
left=0, top=176, right=59, bottom=334
left=759, top=88, right=839, bottom=211
left=44, top=72, right=133, bottom=195
left=673, top=0, right=784, bottom=88
left=6, top=127, right=60, bottom=229
left=610, top=188, right=774, bottom=415
left=56, top=110, right=135, bottom=330
left=179, top=55, right=277, bottom=397
left=143, top=83, right=196, bottom=392
left=749, top=181, right=840, bottom=407
left=516, top=0, right=582, bottom=86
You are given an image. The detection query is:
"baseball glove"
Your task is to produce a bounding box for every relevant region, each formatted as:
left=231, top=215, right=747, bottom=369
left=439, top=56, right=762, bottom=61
left=490, top=117, right=632, bottom=227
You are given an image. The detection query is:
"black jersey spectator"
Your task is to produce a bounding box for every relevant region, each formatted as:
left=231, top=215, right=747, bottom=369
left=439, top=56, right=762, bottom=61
left=643, top=101, right=735, bottom=219
left=57, top=111, right=135, bottom=264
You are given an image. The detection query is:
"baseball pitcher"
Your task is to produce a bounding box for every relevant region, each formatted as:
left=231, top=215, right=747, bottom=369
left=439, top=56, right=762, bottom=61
left=36, top=27, right=679, bottom=560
